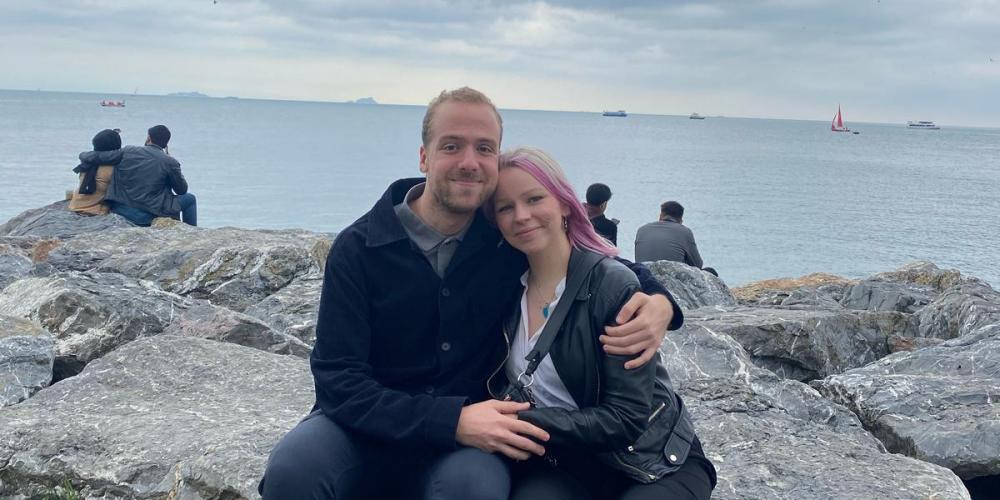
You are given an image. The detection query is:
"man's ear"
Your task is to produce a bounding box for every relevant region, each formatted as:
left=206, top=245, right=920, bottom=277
left=419, top=145, right=428, bottom=174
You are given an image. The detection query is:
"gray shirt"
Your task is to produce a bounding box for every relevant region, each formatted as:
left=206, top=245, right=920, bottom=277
left=634, top=217, right=703, bottom=268
left=393, top=183, right=471, bottom=277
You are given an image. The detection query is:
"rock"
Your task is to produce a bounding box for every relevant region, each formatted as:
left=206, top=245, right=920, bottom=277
left=660, top=323, right=971, bottom=499
left=43, top=224, right=332, bottom=312
left=0, top=271, right=309, bottom=373
left=245, top=274, right=323, bottom=344
left=0, top=336, right=314, bottom=498
left=870, top=261, right=964, bottom=292
left=917, top=279, right=1000, bottom=339
left=684, top=306, right=910, bottom=381
left=645, top=260, right=737, bottom=309
left=0, top=245, right=32, bottom=291
left=0, top=200, right=136, bottom=239
left=732, top=273, right=855, bottom=307
left=814, top=324, right=1000, bottom=480
left=0, top=315, right=55, bottom=407
left=839, top=279, right=937, bottom=313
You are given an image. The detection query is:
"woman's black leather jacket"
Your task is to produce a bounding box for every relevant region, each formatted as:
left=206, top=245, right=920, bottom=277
left=486, top=248, right=698, bottom=483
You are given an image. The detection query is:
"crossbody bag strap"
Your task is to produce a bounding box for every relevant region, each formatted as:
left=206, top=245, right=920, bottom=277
left=520, top=250, right=606, bottom=378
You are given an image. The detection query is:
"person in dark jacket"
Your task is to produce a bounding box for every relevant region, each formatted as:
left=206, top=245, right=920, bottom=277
left=485, top=147, right=715, bottom=500
left=584, top=182, right=618, bottom=245
left=258, top=88, right=685, bottom=499
left=95, top=125, right=197, bottom=226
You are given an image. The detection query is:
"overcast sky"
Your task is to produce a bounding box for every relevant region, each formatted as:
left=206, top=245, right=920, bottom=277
left=2, top=0, right=998, bottom=126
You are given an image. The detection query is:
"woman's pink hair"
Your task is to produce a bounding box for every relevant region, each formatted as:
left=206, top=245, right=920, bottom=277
left=485, top=146, right=618, bottom=257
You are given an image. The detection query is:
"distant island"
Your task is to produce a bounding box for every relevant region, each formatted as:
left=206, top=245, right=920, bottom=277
left=348, top=97, right=377, bottom=104
left=167, top=91, right=209, bottom=98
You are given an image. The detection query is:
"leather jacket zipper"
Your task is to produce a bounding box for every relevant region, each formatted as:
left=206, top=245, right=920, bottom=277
left=487, top=325, right=513, bottom=399
left=647, top=401, right=667, bottom=422
left=613, top=452, right=657, bottom=481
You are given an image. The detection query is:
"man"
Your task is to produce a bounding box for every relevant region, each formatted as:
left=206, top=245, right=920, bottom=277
left=584, top=182, right=619, bottom=245
left=100, top=125, right=197, bottom=226
left=634, top=201, right=704, bottom=268
left=259, top=88, right=682, bottom=499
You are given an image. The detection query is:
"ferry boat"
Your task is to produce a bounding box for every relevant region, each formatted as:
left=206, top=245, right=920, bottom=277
left=602, top=110, right=627, bottom=117
left=907, top=121, right=940, bottom=130
left=100, top=100, right=126, bottom=108
left=689, top=113, right=705, bottom=120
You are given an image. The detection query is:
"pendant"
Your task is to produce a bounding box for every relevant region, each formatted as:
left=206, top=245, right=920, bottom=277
left=542, top=304, right=550, bottom=319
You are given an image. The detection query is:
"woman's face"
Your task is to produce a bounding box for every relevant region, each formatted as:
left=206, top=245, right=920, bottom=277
left=492, top=167, right=570, bottom=256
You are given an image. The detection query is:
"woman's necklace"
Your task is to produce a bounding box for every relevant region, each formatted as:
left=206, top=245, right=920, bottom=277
left=529, top=284, right=558, bottom=319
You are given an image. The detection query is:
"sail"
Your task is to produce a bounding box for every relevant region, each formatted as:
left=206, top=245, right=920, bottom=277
left=831, top=105, right=849, bottom=132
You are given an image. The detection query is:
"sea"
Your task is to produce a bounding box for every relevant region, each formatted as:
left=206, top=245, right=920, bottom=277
left=2, top=89, right=998, bottom=288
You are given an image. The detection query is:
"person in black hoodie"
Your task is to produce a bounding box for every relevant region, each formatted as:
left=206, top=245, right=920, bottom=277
left=69, top=129, right=121, bottom=215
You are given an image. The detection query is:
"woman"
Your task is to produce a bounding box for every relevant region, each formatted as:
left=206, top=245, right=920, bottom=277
left=485, top=147, right=716, bottom=500
left=69, top=129, right=121, bottom=215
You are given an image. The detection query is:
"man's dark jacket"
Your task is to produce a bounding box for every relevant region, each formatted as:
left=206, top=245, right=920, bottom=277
left=95, top=145, right=188, bottom=216
left=311, top=178, right=683, bottom=450
left=589, top=214, right=618, bottom=246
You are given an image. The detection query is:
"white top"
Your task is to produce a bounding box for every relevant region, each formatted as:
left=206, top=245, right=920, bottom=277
left=504, top=271, right=579, bottom=410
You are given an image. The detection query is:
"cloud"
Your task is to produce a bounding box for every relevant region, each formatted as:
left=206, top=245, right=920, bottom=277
left=1, top=0, right=998, bottom=126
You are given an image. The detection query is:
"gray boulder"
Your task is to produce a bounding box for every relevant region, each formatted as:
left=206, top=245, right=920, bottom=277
left=661, top=323, right=970, bottom=499
left=870, top=261, right=964, bottom=292
left=43, top=224, right=331, bottom=312
left=0, top=200, right=136, bottom=239
left=645, top=260, right=736, bottom=309
left=0, top=315, right=55, bottom=407
left=684, top=306, right=912, bottom=381
left=245, top=273, right=323, bottom=344
left=0, top=335, right=313, bottom=499
left=917, top=279, right=1000, bottom=339
left=840, top=280, right=937, bottom=313
left=0, top=271, right=309, bottom=370
left=732, top=273, right=854, bottom=307
left=814, top=323, right=1000, bottom=480
left=0, top=245, right=32, bottom=291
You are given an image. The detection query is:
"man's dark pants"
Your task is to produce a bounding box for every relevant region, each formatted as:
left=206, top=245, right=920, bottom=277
left=259, top=411, right=510, bottom=500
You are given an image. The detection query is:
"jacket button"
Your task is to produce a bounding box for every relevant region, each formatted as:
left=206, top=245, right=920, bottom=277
left=440, top=342, right=451, bottom=352
left=441, top=288, right=451, bottom=297
left=668, top=454, right=678, bottom=463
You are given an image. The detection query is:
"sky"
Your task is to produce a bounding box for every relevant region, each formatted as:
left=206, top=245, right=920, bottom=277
left=2, top=0, right=999, bottom=127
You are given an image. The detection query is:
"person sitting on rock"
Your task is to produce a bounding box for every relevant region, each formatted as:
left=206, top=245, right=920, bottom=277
left=69, top=129, right=121, bottom=216
left=85, top=125, right=197, bottom=226
left=584, top=182, right=619, bottom=246
left=635, top=201, right=717, bottom=276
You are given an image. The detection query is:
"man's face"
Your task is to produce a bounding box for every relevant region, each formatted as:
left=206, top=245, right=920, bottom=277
left=419, top=101, right=501, bottom=215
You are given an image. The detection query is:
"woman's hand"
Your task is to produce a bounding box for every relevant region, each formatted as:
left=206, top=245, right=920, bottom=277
left=599, top=292, right=671, bottom=369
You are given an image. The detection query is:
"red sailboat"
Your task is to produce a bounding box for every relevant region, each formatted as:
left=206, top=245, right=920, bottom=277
left=831, top=105, right=851, bottom=132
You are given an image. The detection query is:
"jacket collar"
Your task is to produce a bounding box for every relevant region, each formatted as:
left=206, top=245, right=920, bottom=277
left=366, top=177, right=501, bottom=250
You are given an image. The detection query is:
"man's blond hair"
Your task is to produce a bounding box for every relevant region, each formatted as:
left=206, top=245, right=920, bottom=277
left=422, top=87, right=503, bottom=148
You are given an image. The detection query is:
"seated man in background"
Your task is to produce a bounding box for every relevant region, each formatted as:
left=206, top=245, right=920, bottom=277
left=635, top=201, right=708, bottom=271
left=97, top=125, right=197, bottom=226
left=584, top=182, right=619, bottom=245
left=69, top=129, right=121, bottom=215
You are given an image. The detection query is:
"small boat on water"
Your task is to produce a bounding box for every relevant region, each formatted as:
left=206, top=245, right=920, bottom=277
left=602, top=110, right=627, bottom=117
left=907, top=121, right=940, bottom=130
left=100, top=100, right=126, bottom=108
left=689, top=113, right=705, bottom=120
left=831, top=105, right=851, bottom=133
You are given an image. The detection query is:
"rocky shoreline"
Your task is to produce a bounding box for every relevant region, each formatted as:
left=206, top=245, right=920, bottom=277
left=1, top=201, right=997, bottom=499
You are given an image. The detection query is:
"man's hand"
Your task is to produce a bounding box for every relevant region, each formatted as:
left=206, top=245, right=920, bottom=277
left=456, top=400, right=550, bottom=460
left=600, top=292, right=671, bottom=369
